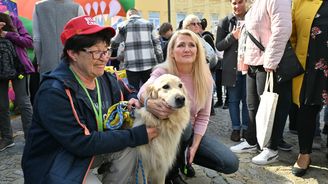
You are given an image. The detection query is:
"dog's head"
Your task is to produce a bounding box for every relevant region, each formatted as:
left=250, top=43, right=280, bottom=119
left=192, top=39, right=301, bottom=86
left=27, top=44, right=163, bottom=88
left=146, top=74, right=188, bottom=109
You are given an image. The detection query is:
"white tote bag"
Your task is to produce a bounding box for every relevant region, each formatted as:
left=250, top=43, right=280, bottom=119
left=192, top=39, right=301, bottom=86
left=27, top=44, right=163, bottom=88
left=256, top=72, right=279, bottom=149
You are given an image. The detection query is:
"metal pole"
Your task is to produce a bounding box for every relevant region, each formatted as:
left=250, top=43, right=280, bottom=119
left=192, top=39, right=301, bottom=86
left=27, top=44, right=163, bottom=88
left=168, top=0, right=171, bottom=22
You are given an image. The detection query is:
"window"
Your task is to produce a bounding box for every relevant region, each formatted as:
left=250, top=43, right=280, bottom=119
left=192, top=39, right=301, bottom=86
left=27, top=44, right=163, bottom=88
left=176, top=12, right=186, bottom=27
left=210, top=13, right=219, bottom=33
left=149, top=11, right=160, bottom=28
left=194, top=12, right=203, bottom=19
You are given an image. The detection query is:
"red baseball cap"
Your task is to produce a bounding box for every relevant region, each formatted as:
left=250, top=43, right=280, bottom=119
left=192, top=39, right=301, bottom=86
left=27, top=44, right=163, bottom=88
left=60, top=15, right=116, bottom=45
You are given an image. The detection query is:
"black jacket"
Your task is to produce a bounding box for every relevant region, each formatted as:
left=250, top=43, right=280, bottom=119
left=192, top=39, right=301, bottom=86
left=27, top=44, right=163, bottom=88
left=22, top=61, right=148, bottom=184
left=216, top=13, right=239, bottom=87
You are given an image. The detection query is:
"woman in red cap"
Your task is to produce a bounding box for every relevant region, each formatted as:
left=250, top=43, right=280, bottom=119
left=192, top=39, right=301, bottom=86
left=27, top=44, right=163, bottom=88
left=22, top=15, right=158, bottom=184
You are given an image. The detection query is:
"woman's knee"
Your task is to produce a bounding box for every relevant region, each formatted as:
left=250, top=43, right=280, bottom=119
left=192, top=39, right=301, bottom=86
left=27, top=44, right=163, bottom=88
left=222, top=154, right=239, bottom=174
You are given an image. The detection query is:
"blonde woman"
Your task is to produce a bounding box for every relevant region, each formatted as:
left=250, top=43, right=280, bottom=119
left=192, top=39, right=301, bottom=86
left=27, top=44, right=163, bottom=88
left=138, top=29, right=238, bottom=183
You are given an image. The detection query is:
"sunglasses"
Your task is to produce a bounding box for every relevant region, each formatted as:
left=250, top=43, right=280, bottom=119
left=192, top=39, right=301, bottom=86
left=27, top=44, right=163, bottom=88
left=189, top=22, right=202, bottom=27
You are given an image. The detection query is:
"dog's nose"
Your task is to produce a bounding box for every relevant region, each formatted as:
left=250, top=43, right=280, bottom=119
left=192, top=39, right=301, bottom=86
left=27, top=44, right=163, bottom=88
left=175, top=95, right=185, bottom=108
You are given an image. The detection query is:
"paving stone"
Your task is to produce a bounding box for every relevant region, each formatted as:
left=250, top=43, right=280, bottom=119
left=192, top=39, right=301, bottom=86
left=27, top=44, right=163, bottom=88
left=203, top=168, right=218, bottom=178
left=212, top=174, right=228, bottom=184
left=1, top=109, right=327, bottom=184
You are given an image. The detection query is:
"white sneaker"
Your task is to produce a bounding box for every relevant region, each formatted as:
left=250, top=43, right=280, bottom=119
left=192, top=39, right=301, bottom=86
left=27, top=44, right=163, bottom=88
left=230, top=141, right=257, bottom=153
left=252, top=148, right=278, bottom=165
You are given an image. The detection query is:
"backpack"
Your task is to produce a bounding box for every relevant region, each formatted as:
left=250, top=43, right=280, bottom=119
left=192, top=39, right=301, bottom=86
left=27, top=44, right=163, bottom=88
left=0, top=38, right=23, bottom=80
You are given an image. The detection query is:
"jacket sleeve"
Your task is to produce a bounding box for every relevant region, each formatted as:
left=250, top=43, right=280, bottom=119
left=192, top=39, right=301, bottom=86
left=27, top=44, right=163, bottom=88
left=35, top=86, right=148, bottom=157
left=216, top=17, right=237, bottom=51
left=151, top=28, right=164, bottom=63
left=111, top=26, right=126, bottom=48
left=263, top=0, right=292, bottom=69
left=5, top=16, right=33, bottom=49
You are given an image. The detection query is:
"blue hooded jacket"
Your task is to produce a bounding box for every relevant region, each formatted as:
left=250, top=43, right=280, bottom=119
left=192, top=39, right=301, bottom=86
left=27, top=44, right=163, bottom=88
left=22, top=61, right=148, bottom=184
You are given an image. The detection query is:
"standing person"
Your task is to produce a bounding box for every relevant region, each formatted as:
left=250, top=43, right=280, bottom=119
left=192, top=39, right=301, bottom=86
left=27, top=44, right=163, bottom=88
left=138, top=29, right=239, bottom=184
left=216, top=0, right=248, bottom=142
left=22, top=16, right=158, bottom=184
left=33, top=0, right=85, bottom=75
left=200, top=18, right=215, bottom=50
left=111, top=8, right=163, bottom=91
left=0, top=13, right=34, bottom=151
left=199, top=18, right=218, bottom=116
left=158, top=22, right=174, bottom=61
left=230, top=0, right=293, bottom=165
left=290, top=0, right=328, bottom=177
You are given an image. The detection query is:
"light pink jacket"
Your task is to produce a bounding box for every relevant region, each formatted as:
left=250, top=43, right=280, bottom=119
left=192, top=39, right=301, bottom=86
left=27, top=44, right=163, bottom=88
left=244, top=0, right=292, bottom=69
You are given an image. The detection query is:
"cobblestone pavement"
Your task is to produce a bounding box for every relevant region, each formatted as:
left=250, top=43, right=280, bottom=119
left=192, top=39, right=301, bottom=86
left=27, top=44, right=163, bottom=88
left=1, top=107, right=327, bottom=184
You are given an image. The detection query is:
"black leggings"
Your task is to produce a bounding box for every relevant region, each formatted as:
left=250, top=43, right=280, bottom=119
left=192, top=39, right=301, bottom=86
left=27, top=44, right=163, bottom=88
left=297, top=104, right=321, bottom=154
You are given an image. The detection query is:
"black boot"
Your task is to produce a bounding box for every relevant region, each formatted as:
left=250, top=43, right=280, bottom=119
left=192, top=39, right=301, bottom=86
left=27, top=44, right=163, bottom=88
left=165, top=175, right=187, bottom=184
left=180, top=164, right=195, bottom=177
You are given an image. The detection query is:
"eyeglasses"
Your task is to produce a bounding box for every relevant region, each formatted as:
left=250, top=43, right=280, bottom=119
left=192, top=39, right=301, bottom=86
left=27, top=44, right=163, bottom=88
left=189, top=22, right=202, bottom=27
left=82, top=47, right=113, bottom=60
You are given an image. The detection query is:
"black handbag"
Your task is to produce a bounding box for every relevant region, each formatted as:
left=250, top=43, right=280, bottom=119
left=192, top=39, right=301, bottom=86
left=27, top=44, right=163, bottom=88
left=247, top=32, right=304, bottom=83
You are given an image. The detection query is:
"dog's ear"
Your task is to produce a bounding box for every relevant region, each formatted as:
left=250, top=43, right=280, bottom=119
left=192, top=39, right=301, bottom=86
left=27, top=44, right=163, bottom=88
left=146, top=84, right=158, bottom=99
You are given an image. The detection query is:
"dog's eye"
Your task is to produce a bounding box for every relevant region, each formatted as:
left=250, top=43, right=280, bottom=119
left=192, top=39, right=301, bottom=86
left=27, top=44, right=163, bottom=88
left=179, top=83, right=183, bottom=88
left=163, top=84, right=170, bottom=89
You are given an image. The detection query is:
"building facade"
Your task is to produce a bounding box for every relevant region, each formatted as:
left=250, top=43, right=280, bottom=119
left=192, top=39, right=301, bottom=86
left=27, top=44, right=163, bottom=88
left=135, top=0, right=232, bottom=34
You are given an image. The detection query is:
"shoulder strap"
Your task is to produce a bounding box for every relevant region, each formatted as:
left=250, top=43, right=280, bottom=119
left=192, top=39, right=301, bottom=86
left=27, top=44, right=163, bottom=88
left=247, top=31, right=265, bottom=51
left=65, top=88, right=91, bottom=136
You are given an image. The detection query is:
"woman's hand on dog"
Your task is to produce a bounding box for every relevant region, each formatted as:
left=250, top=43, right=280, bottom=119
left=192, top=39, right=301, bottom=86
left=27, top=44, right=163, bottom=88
left=146, top=127, right=159, bottom=142
left=146, top=99, right=174, bottom=119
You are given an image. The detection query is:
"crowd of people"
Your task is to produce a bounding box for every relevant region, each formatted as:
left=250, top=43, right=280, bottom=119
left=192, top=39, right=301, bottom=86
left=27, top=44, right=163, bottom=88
left=0, top=0, right=327, bottom=183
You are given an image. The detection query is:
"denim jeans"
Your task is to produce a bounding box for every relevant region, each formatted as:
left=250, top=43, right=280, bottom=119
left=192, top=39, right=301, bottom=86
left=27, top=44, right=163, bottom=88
left=126, top=69, right=152, bottom=91
left=227, top=73, right=248, bottom=130
left=246, top=66, right=292, bottom=150
left=0, top=75, right=33, bottom=140
left=166, top=123, right=239, bottom=180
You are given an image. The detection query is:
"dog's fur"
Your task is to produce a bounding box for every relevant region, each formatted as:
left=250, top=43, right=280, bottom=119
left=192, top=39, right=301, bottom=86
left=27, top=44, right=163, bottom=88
left=133, top=74, right=190, bottom=184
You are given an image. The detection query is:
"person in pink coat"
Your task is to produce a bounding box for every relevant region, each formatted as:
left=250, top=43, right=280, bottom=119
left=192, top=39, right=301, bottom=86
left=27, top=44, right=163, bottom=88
left=230, top=0, right=293, bottom=165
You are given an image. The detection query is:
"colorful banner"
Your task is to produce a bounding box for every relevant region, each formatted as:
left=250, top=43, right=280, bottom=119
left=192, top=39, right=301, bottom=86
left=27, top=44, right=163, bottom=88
left=16, top=0, right=134, bottom=20
left=12, top=0, right=135, bottom=34
left=77, top=0, right=134, bottom=17
left=0, top=0, right=18, bottom=16
left=16, top=0, right=37, bottom=20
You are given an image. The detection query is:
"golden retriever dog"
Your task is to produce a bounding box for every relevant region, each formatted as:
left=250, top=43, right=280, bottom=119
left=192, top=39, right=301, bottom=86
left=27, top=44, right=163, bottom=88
left=133, top=74, right=190, bottom=184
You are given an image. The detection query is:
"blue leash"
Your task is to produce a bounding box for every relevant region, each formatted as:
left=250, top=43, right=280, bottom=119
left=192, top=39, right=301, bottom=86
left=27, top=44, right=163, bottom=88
left=135, top=158, right=147, bottom=184
left=105, top=102, right=129, bottom=130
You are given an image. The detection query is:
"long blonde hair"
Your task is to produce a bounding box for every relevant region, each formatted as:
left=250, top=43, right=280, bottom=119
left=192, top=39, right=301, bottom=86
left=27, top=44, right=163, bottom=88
left=155, top=29, right=213, bottom=107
